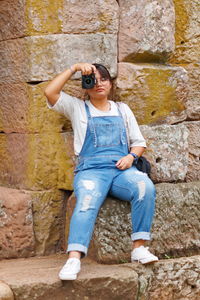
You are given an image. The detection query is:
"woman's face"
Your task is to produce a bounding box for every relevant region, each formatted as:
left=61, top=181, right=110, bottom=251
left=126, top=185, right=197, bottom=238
left=86, top=70, right=112, bottom=100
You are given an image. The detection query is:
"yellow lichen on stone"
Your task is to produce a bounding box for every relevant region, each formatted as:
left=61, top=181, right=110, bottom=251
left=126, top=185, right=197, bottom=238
left=115, top=63, right=187, bottom=125
left=0, top=135, right=9, bottom=186
left=0, top=107, right=4, bottom=133
left=31, top=189, right=65, bottom=255
left=169, top=0, right=200, bottom=64
left=25, top=0, right=63, bottom=35
left=169, top=0, right=189, bottom=63
left=24, top=36, right=55, bottom=73
left=142, top=68, right=185, bottom=124
left=26, top=132, right=74, bottom=190
left=26, top=82, right=70, bottom=133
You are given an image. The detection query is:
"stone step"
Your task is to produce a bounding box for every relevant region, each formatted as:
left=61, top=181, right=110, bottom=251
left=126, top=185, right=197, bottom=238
left=0, top=254, right=199, bottom=300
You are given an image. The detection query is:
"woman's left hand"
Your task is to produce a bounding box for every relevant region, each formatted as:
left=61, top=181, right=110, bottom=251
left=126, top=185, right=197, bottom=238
left=115, top=154, right=134, bottom=170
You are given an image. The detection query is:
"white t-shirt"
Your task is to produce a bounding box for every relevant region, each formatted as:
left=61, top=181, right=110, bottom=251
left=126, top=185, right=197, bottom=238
left=47, top=91, right=146, bottom=155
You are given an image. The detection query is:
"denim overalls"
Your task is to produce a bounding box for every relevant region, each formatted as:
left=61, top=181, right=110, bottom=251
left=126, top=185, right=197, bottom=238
left=67, top=103, right=156, bottom=256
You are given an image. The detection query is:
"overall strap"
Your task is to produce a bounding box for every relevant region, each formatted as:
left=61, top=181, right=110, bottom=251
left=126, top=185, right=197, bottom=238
left=84, top=102, right=97, bottom=147
left=84, top=102, right=92, bottom=119
left=116, top=102, right=130, bottom=150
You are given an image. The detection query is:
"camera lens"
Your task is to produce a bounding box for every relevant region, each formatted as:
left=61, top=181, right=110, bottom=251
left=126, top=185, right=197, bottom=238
left=86, top=78, right=91, bottom=84
left=82, top=73, right=95, bottom=89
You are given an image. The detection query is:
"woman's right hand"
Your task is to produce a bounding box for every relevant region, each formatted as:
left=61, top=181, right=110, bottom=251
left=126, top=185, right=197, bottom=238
left=73, top=63, right=96, bottom=75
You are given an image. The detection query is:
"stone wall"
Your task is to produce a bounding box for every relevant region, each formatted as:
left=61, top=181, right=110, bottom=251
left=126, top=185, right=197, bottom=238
left=0, top=0, right=199, bottom=259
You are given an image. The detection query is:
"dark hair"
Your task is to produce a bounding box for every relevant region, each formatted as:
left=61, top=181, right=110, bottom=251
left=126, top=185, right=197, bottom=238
left=92, top=63, right=112, bottom=83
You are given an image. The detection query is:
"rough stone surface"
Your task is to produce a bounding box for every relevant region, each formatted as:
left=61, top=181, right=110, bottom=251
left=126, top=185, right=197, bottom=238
left=0, top=34, right=117, bottom=83
left=169, top=0, right=200, bottom=64
left=0, top=0, right=119, bottom=39
left=0, top=254, right=200, bottom=300
left=0, top=187, right=35, bottom=259
left=25, top=0, right=63, bottom=36
left=0, top=0, right=26, bottom=41
left=118, top=0, right=175, bottom=62
left=133, top=256, right=200, bottom=300
left=184, top=121, right=200, bottom=182
left=0, top=39, right=28, bottom=83
left=0, top=82, right=71, bottom=134
left=0, top=281, right=14, bottom=300
left=65, top=182, right=200, bottom=264
left=0, top=0, right=63, bottom=40
left=184, top=63, right=200, bottom=120
left=140, top=123, right=189, bottom=183
left=0, top=132, right=75, bottom=191
left=114, top=62, right=188, bottom=125
left=0, top=255, right=139, bottom=300
left=31, top=189, right=67, bottom=255
left=151, top=182, right=200, bottom=259
left=63, top=0, right=119, bottom=34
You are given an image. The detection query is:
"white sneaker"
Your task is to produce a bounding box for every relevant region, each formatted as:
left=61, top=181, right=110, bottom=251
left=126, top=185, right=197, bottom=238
left=131, top=246, right=158, bottom=264
left=59, top=258, right=81, bottom=280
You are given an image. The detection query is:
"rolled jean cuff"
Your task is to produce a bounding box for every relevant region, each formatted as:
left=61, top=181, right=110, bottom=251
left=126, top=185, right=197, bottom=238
left=131, top=232, right=151, bottom=241
left=67, top=243, right=88, bottom=257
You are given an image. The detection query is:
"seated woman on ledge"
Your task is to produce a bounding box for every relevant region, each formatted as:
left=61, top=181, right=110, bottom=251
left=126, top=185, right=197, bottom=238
left=44, top=62, right=158, bottom=280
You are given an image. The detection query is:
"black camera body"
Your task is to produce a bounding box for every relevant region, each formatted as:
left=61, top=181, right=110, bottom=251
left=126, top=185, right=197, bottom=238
left=82, top=73, right=96, bottom=89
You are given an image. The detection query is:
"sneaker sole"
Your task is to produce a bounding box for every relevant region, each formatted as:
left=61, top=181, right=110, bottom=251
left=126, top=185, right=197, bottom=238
left=132, top=257, right=158, bottom=264
left=59, top=274, right=77, bottom=280
left=131, top=258, right=158, bottom=265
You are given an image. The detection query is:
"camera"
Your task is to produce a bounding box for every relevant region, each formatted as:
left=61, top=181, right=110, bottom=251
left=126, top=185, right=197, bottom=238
left=82, top=73, right=96, bottom=89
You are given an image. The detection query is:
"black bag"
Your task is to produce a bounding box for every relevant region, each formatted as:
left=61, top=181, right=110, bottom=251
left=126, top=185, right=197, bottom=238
left=133, top=156, right=151, bottom=177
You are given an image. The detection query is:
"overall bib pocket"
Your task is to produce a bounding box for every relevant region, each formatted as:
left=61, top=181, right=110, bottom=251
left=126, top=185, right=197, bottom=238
left=94, top=123, right=122, bottom=147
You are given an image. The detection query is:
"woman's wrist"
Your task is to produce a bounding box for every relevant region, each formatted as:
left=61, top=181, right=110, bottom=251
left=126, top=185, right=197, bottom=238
left=70, top=65, right=76, bottom=74
left=127, top=154, right=135, bottom=162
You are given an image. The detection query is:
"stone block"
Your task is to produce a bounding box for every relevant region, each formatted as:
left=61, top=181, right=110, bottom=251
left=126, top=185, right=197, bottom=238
left=0, top=34, right=117, bottom=83
left=85, top=182, right=200, bottom=263
left=0, top=0, right=63, bottom=40
left=0, top=256, right=139, bottom=300
left=0, top=0, right=118, bottom=40
left=0, top=187, right=34, bottom=259
left=0, top=39, right=28, bottom=83
left=185, top=121, right=200, bottom=182
left=0, top=132, right=75, bottom=191
left=0, top=254, right=200, bottom=300
left=0, top=82, right=71, bottom=134
left=0, top=280, right=14, bottom=300
left=184, top=63, right=200, bottom=120
left=0, top=0, right=26, bottom=41
left=31, top=189, right=66, bottom=255
left=63, top=0, right=119, bottom=34
left=114, top=62, right=188, bottom=125
left=140, top=123, right=189, bottom=183
left=136, top=256, right=200, bottom=300
left=169, top=0, right=200, bottom=64
left=118, top=0, right=175, bottom=62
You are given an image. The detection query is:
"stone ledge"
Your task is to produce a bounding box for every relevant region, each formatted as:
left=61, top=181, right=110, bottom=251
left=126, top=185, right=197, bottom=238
left=65, top=182, right=200, bottom=263
left=0, top=254, right=199, bottom=300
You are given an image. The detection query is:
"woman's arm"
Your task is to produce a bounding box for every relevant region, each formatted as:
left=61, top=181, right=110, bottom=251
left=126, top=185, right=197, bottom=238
left=44, top=63, right=96, bottom=106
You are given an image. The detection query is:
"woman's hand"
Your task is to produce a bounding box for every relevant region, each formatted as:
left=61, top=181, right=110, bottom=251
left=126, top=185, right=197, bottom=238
left=73, top=63, right=96, bottom=75
left=115, top=154, right=134, bottom=170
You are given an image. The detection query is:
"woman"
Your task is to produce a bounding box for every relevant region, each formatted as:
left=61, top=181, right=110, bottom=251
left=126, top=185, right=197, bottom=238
left=44, top=63, right=158, bottom=280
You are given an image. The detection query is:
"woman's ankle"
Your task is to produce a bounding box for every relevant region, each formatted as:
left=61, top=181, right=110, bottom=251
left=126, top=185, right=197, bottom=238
left=132, top=239, right=146, bottom=249
left=68, top=251, right=81, bottom=259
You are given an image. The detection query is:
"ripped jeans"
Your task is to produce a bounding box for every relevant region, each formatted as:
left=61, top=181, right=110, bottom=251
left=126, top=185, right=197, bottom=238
left=67, top=166, right=156, bottom=256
